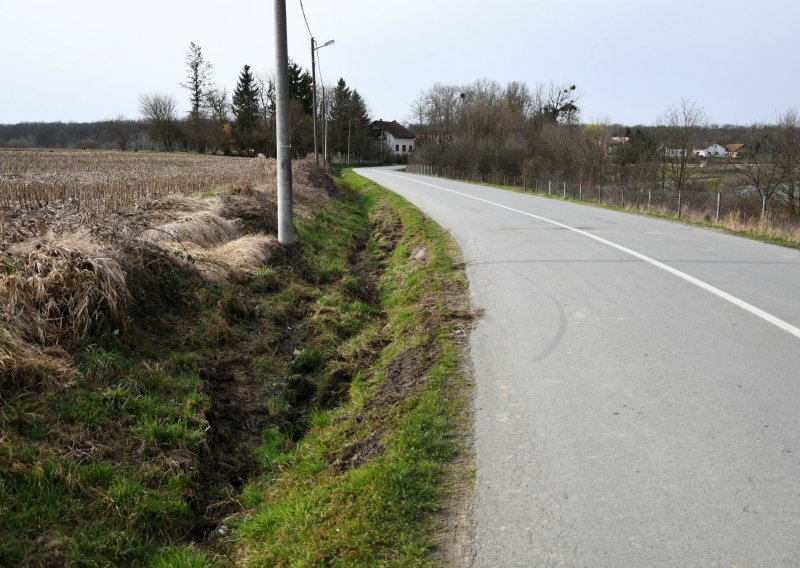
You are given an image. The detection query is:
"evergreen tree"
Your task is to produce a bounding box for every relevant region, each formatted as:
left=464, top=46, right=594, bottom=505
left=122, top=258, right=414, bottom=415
left=180, top=42, right=212, bottom=152
left=349, top=89, right=372, bottom=160
left=323, top=78, right=372, bottom=161
left=232, top=64, right=261, bottom=154
left=327, top=78, right=352, bottom=155
left=288, top=60, right=314, bottom=115
left=181, top=42, right=212, bottom=118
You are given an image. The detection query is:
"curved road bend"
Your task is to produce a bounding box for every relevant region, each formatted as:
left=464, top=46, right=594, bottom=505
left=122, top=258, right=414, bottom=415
left=355, top=167, right=800, bottom=568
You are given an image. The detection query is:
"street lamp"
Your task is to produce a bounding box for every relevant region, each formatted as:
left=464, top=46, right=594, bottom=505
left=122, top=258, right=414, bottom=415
left=311, top=38, right=335, bottom=165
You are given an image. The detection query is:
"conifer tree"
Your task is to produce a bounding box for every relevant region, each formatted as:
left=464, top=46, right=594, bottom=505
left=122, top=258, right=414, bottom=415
left=287, top=61, right=314, bottom=115
left=323, top=78, right=372, bottom=160
left=232, top=64, right=261, bottom=154
left=180, top=42, right=212, bottom=152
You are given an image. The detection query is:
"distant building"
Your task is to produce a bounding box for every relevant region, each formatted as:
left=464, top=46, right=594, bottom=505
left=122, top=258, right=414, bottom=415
left=694, top=142, right=727, bottom=158
left=725, top=143, right=746, bottom=158
left=664, top=145, right=687, bottom=158
left=371, top=120, right=415, bottom=158
left=606, top=136, right=630, bottom=155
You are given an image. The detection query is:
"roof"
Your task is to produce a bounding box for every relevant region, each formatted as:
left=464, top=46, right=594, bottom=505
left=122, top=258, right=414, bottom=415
left=726, top=143, right=745, bottom=152
left=608, top=136, right=629, bottom=145
left=371, top=120, right=415, bottom=139
left=695, top=141, right=723, bottom=149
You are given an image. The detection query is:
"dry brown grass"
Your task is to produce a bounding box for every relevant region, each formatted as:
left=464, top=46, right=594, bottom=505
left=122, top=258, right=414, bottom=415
left=0, top=241, right=129, bottom=388
left=140, top=212, right=240, bottom=248
left=0, top=150, right=334, bottom=385
left=0, top=325, right=75, bottom=388
left=2, top=242, right=129, bottom=343
left=717, top=210, right=800, bottom=243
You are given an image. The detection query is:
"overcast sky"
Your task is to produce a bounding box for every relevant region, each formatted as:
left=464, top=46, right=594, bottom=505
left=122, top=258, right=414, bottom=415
left=1, top=0, right=797, bottom=126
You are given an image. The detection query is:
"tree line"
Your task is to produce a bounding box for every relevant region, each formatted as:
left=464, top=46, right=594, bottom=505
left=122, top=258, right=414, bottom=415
left=137, top=42, right=375, bottom=159
left=0, top=42, right=379, bottom=162
left=0, top=119, right=150, bottom=151
left=410, top=79, right=799, bottom=217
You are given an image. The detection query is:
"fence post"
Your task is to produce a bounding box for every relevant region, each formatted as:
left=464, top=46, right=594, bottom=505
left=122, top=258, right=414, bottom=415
left=579, top=182, right=582, bottom=201
left=648, top=188, right=652, bottom=209
left=715, top=191, right=721, bottom=222
left=548, top=180, right=551, bottom=196
left=678, top=190, right=682, bottom=218
left=563, top=181, right=566, bottom=198
left=599, top=185, right=603, bottom=202
left=621, top=187, right=625, bottom=207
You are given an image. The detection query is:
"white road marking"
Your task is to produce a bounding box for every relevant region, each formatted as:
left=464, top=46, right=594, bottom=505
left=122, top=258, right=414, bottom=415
left=374, top=170, right=800, bottom=340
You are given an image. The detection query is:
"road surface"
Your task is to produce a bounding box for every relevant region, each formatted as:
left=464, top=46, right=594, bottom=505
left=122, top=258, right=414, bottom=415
left=355, top=168, right=800, bottom=567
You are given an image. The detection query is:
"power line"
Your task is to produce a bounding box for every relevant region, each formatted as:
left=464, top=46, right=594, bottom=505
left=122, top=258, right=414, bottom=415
left=316, top=50, right=324, bottom=88
left=298, top=0, right=313, bottom=40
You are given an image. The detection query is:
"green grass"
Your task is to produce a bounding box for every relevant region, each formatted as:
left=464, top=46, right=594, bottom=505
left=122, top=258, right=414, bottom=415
left=231, top=169, right=472, bottom=566
left=0, top=350, right=212, bottom=565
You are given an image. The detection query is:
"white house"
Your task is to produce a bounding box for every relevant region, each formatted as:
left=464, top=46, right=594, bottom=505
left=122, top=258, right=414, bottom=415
left=371, top=120, right=415, bottom=158
left=694, top=142, right=727, bottom=158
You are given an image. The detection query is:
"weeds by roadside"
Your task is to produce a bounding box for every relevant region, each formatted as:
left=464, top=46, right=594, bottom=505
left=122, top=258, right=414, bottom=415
left=229, top=169, right=475, bottom=567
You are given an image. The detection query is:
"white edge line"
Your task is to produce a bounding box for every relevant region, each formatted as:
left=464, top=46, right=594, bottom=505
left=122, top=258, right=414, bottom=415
left=372, top=169, right=800, bottom=340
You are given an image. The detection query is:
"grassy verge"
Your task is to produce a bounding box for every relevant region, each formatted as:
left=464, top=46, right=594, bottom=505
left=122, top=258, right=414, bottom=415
left=229, top=169, right=473, bottom=566
left=0, top=168, right=473, bottom=567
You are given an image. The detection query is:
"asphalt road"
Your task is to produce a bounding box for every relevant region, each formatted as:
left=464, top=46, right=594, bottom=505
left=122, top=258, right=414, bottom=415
left=355, top=168, right=800, bottom=568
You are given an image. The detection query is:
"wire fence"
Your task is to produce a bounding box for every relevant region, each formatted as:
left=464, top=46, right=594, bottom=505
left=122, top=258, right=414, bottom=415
left=405, top=164, right=799, bottom=231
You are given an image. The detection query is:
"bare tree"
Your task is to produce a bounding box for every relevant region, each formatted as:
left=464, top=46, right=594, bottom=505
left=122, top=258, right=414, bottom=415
left=777, top=109, right=800, bottom=215
left=739, top=131, right=785, bottom=217
left=579, top=122, right=610, bottom=184
left=658, top=99, right=708, bottom=212
left=420, top=83, right=462, bottom=152
left=138, top=93, right=178, bottom=150
left=408, top=91, right=428, bottom=128
left=255, top=71, right=276, bottom=123
left=503, top=81, right=533, bottom=117
left=204, top=87, right=231, bottom=154
left=532, top=82, right=580, bottom=126
left=107, top=114, right=130, bottom=151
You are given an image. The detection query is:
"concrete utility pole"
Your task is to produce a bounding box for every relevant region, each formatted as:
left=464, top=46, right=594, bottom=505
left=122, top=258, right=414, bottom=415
left=274, top=0, right=294, bottom=244
left=322, top=84, right=328, bottom=162
left=311, top=37, right=318, bottom=165
left=311, top=38, right=334, bottom=166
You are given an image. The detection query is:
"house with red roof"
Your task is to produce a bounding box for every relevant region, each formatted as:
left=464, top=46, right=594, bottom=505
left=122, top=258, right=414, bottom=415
left=725, top=143, right=746, bottom=158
